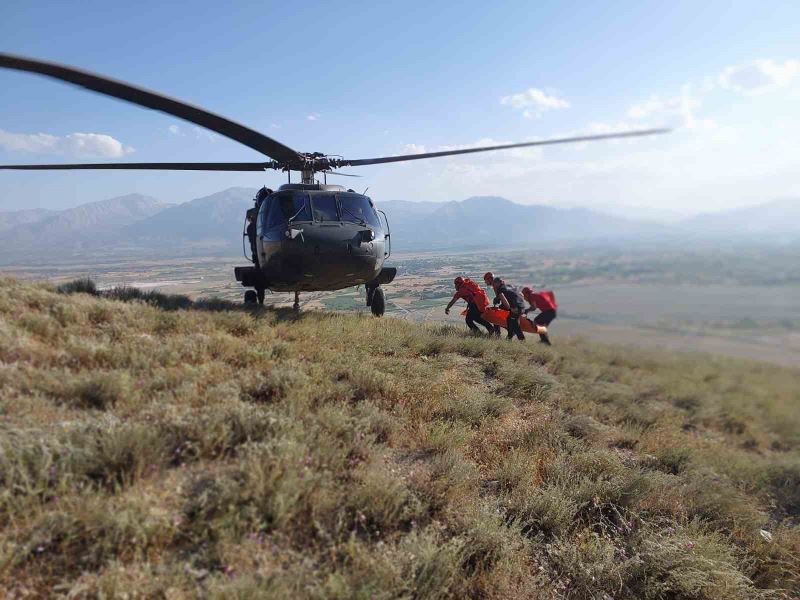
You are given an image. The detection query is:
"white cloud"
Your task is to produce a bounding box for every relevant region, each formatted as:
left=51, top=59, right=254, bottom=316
left=192, top=126, right=217, bottom=141
left=401, top=143, right=427, bottom=154
left=168, top=124, right=182, bottom=135
left=500, top=88, right=569, bottom=118
left=0, top=129, right=134, bottom=158
left=628, top=95, right=686, bottom=119
left=306, top=113, right=320, bottom=121
left=718, top=59, right=800, bottom=95
left=626, top=86, right=714, bottom=130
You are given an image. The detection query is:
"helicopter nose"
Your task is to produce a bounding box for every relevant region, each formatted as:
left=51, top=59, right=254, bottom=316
left=279, top=224, right=380, bottom=281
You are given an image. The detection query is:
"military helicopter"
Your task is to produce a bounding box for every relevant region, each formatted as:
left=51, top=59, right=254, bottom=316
left=0, top=53, right=668, bottom=315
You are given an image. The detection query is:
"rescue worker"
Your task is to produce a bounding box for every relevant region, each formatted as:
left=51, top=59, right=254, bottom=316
left=522, top=287, right=557, bottom=345
left=492, top=277, right=526, bottom=341
left=445, top=276, right=496, bottom=335
left=481, top=271, right=502, bottom=336
left=246, top=187, right=272, bottom=267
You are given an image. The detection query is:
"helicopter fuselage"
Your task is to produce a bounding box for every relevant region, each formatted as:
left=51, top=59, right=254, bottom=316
left=236, top=183, right=393, bottom=293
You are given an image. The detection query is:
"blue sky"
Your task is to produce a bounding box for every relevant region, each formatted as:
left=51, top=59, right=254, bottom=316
left=1, top=0, right=799, bottom=218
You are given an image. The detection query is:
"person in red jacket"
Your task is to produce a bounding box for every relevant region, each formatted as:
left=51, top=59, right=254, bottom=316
left=522, top=287, right=557, bottom=345
left=445, top=276, right=497, bottom=335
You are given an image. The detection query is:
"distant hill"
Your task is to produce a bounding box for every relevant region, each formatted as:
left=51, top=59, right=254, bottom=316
left=124, top=187, right=257, bottom=248
left=0, top=208, right=56, bottom=233
left=681, top=197, right=800, bottom=237
left=2, top=190, right=800, bottom=263
left=0, top=193, right=172, bottom=259
left=385, top=196, right=665, bottom=250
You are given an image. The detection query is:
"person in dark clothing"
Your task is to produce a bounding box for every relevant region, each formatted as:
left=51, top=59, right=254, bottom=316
left=246, top=187, right=273, bottom=267
left=246, top=207, right=259, bottom=265
left=445, top=276, right=495, bottom=334
left=481, top=272, right=502, bottom=335
left=492, top=277, right=526, bottom=341
left=522, top=287, right=557, bottom=345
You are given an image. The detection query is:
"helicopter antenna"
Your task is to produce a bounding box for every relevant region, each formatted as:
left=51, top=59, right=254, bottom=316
left=363, top=187, right=369, bottom=195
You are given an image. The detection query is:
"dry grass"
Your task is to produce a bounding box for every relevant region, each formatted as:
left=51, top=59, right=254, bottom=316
left=0, top=276, right=798, bottom=598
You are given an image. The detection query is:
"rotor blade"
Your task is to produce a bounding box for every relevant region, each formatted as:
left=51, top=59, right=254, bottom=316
left=0, top=53, right=300, bottom=163
left=321, top=171, right=362, bottom=178
left=342, top=128, right=670, bottom=167
left=0, top=162, right=276, bottom=171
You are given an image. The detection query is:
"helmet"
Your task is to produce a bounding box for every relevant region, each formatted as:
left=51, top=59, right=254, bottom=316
left=454, top=276, right=465, bottom=288
left=255, top=186, right=271, bottom=202
left=483, top=271, right=494, bottom=285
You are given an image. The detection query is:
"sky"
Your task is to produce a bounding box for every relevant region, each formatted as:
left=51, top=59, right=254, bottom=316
left=1, top=0, right=799, bottom=219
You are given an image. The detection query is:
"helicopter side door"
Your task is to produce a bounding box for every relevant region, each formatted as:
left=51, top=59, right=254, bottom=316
left=259, top=192, right=311, bottom=270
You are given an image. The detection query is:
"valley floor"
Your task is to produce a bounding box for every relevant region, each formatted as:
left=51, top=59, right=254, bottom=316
left=6, top=246, right=799, bottom=368
left=0, top=278, right=798, bottom=598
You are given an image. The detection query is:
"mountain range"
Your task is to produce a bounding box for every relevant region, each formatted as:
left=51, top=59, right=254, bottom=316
left=0, top=188, right=797, bottom=263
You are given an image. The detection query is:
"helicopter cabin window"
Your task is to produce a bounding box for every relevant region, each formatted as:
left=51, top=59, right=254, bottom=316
left=338, top=194, right=381, bottom=229
left=311, top=194, right=339, bottom=222
left=264, top=192, right=310, bottom=229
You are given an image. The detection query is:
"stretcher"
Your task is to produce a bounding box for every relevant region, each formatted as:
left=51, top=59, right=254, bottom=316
left=462, top=307, right=547, bottom=334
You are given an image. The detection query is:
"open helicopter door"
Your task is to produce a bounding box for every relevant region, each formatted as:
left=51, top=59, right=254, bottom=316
left=377, top=209, right=391, bottom=258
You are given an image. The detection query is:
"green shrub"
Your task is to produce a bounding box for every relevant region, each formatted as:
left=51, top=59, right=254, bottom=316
left=56, top=278, right=98, bottom=296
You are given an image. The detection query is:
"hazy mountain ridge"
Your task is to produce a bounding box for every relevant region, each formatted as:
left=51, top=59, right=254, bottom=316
left=0, top=208, right=56, bottom=232
left=123, top=187, right=258, bottom=246
left=682, top=197, right=800, bottom=236
left=0, top=193, right=172, bottom=254
left=1, top=190, right=798, bottom=262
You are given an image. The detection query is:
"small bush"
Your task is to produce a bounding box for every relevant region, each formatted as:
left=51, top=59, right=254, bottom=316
left=56, top=278, right=98, bottom=296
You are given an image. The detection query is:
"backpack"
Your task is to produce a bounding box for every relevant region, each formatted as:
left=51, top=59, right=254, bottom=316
left=461, top=278, right=490, bottom=312
left=539, top=290, right=557, bottom=310
left=501, top=285, right=525, bottom=311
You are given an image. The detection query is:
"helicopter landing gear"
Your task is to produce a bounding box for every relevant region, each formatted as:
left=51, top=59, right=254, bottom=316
left=293, top=291, right=300, bottom=312
left=244, top=286, right=266, bottom=305
left=366, top=285, right=386, bottom=317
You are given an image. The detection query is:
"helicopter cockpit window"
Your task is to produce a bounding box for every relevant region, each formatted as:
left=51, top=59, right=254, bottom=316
left=265, top=192, right=310, bottom=229
left=311, top=194, right=339, bottom=222
left=338, top=194, right=381, bottom=229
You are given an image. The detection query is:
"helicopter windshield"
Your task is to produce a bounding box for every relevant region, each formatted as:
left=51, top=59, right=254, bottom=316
left=264, top=192, right=311, bottom=228
left=338, top=194, right=381, bottom=228
left=311, top=194, right=339, bottom=222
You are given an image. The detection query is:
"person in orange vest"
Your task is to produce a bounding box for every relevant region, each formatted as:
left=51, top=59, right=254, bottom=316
left=445, top=276, right=497, bottom=335
left=522, top=286, right=557, bottom=345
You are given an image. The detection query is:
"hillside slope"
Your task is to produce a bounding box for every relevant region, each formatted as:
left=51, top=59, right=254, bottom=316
left=0, top=278, right=798, bottom=598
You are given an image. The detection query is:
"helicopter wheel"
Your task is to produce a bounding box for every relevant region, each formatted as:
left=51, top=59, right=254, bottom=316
left=370, top=287, right=385, bottom=317
left=244, top=289, right=258, bottom=304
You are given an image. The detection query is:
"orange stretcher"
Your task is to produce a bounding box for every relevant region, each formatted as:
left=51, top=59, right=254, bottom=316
left=462, top=307, right=547, bottom=334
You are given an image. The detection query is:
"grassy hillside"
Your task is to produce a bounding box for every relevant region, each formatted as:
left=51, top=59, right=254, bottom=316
left=0, top=278, right=798, bottom=599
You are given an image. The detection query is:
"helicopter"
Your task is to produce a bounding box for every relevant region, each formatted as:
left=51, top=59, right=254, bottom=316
left=0, top=53, right=669, bottom=315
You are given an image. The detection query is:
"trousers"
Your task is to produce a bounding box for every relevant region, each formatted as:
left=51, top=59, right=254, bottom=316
left=506, top=309, right=525, bottom=340
left=465, top=302, right=494, bottom=334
